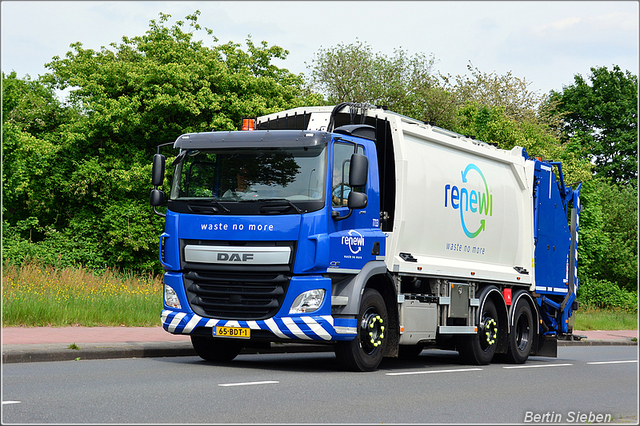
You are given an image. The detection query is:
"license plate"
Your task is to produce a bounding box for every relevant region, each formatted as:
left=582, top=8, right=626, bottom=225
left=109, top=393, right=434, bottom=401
left=213, top=326, right=250, bottom=339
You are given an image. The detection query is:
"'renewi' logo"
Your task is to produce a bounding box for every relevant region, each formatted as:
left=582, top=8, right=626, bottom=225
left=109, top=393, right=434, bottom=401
left=444, top=164, right=493, bottom=238
left=342, top=230, right=365, bottom=254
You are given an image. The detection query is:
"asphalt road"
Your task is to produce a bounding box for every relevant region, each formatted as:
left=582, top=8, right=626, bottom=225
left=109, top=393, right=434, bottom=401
left=2, top=346, right=637, bottom=424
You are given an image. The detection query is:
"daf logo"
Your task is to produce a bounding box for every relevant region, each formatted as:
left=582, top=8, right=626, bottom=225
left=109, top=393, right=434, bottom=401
left=217, top=253, right=254, bottom=262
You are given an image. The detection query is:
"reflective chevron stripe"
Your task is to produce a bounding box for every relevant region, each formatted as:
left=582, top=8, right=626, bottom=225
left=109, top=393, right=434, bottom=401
left=264, top=318, right=287, bottom=339
left=168, top=312, right=187, bottom=332
left=301, top=316, right=332, bottom=340
left=161, top=310, right=355, bottom=341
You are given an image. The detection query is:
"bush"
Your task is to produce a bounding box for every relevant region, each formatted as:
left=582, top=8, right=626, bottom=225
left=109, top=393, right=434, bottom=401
left=2, top=218, right=111, bottom=272
left=577, top=277, right=638, bottom=313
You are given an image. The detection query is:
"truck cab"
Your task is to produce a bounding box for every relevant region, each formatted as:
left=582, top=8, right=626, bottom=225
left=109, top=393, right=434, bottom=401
left=151, top=123, right=389, bottom=370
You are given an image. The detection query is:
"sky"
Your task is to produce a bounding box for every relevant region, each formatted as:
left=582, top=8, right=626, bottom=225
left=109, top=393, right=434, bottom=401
left=1, top=1, right=638, bottom=99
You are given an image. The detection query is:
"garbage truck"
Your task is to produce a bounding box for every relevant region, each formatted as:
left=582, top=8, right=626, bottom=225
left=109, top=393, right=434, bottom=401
left=150, top=102, right=581, bottom=371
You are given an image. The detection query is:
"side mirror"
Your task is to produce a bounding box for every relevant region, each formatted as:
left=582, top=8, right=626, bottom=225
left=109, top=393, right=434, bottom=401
left=152, top=154, right=166, bottom=187
left=349, top=153, right=368, bottom=187
left=150, top=188, right=165, bottom=207
left=332, top=153, right=368, bottom=221
left=347, top=191, right=367, bottom=210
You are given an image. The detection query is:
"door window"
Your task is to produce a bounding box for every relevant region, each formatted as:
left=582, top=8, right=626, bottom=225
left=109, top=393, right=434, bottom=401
left=332, top=142, right=364, bottom=207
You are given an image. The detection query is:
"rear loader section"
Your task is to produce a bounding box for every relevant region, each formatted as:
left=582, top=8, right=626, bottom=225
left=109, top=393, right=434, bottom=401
left=532, top=160, right=582, bottom=350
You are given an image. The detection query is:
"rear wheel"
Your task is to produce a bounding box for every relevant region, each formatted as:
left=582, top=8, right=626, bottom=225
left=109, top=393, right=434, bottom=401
left=190, top=336, right=244, bottom=362
left=505, top=298, right=534, bottom=363
left=335, top=289, right=388, bottom=371
left=458, top=297, right=499, bottom=365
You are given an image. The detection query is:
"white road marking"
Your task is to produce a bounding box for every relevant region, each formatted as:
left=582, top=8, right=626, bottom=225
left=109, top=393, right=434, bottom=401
left=503, top=363, right=573, bottom=369
left=218, top=380, right=279, bottom=387
left=2, top=401, right=21, bottom=405
left=386, top=368, right=483, bottom=376
left=387, top=359, right=635, bottom=376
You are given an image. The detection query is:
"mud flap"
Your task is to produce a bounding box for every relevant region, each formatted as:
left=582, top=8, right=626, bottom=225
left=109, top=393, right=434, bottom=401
left=532, top=334, right=557, bottom=357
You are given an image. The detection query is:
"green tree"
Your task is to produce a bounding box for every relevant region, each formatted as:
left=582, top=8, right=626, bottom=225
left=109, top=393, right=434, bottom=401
left=3, top=11, right=319, bottom=272
left=577, top=178, right=638, bottom=293
left=549, top=65, right=638, bottom=183
left=44, top=11, right=320, bottom=155
left=439, top=62, right=564, bottom=133
left=2, top=72, right=77, bottom=230
left=453, top=103, right=592, bottom=186
left=2, top=71, right=75, bottom=137
left=307, top=40, right=458, bottom=129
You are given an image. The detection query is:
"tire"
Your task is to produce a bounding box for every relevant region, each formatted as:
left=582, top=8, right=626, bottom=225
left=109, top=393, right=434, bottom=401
left=190, top=335, right=244, bottom=362
left=458, top=297, right=499, bottom=365
left=335, top=289, right=388, bottom=371
left=505, top=298, right=534, bottom=364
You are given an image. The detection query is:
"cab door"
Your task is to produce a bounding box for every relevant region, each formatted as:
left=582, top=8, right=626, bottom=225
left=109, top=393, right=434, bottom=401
left=327, top=139, right=382, bottom=272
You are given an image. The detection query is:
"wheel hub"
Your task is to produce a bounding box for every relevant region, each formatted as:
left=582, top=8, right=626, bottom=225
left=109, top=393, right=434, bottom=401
left=482, top=317, right=498, bottom=347
left=361, top=310, right=385, bottom=353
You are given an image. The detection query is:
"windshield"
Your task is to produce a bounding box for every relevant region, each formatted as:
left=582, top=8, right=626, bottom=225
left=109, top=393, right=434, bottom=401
left=169, top=146, right=326, bottom=213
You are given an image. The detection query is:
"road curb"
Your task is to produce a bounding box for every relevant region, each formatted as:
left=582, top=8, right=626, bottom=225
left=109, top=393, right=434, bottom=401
left=2, top=338, right=635, bottom=364
left=558, top=339, right=637, bottom=346
left=1, top=341, right=335, bottom=364
left=2, top=341, right=196, bottom=364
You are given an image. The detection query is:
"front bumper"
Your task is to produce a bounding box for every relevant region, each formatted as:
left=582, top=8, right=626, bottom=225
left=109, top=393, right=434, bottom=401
left=161, top=309, right=357, bottom=341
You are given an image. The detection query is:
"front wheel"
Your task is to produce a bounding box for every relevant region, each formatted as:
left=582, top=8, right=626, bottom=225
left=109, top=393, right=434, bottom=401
left=458, top=297, right=499, bottom=365
left=335, top=289, right=388, bottom=371
left=190, top=336, right=244, bottom=362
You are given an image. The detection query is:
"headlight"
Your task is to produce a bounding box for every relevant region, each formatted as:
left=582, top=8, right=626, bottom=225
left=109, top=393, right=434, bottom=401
left=289, top=289, right=325, bottom=314
left=164, top=284, right=181, bottom=309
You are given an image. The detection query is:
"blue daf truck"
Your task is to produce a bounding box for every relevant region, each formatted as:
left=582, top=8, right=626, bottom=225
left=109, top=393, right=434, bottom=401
left=150, top=103, right=581, bottom=371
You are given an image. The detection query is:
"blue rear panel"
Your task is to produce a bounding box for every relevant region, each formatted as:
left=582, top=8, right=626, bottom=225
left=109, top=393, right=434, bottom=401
left=533, top=162, right=571, bottom=295
left=532, top=160, right=581, bottom=334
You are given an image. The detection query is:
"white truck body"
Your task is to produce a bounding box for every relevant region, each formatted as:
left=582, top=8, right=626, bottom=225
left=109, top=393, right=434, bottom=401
left=259, top=107, right=537, bottom=287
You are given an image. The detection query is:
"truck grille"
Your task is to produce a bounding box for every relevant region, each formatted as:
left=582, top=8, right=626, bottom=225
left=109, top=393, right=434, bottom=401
left=183, top=270, right=289, bottom=320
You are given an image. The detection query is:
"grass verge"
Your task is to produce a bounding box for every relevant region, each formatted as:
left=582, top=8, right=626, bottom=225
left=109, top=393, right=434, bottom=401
left=2, top=262, right=637, bottom=330
left=573, top=305, right=638, bottom=331
left=2, top=262, right=162, bottom=327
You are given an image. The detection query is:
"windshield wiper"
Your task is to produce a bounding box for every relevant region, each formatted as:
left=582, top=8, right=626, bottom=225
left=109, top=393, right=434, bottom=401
left=188, top=198, right=230, bottom=213
left=210, top=199, right=231, bottom=213
left=254, top=198, right=304, bottom=214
